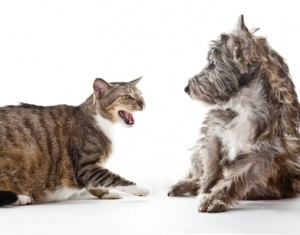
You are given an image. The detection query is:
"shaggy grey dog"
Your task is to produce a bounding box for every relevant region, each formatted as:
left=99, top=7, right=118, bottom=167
left=168, top=15, right=300, bottom=212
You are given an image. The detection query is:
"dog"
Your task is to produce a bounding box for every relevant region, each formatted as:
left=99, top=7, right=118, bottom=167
left=168, top=15, right=300, bottom=212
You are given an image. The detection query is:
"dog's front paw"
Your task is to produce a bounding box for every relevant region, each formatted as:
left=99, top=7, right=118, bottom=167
left=206, top=199, right=227, bottom=213
left=116, top=185, right=150, bottom=197
left=197, top=194, right=227, bottom=213
left=168, top=179, right=199, bottom=196
left=168, top=184, right=184, bottom=196
left=197, top=193, right=210, bottom=212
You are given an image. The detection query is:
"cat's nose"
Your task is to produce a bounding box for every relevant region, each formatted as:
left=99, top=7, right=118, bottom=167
left=184, top=85, right=190, bottom=93
left=137, top=99, right=145, bottom=110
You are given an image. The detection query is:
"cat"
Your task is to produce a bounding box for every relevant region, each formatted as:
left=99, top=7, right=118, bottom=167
left=0, top=77, right=150, bottom=206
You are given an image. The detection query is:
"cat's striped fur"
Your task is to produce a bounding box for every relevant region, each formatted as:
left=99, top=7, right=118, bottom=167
left=0, top=77, right=149, bottom=206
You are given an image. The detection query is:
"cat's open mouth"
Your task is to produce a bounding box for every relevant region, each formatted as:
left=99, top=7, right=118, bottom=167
left=118, top=110, right=134, bottom=126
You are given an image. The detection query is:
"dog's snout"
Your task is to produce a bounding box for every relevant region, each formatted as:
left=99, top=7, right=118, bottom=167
left=184, top=85, right=190, bottom=93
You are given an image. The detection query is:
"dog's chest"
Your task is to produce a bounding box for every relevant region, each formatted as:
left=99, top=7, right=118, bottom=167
left=213, top=106, right=254, bottom=161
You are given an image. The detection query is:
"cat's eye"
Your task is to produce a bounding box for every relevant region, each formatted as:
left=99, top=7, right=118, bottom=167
left=123, top=95, right=131, bottom=99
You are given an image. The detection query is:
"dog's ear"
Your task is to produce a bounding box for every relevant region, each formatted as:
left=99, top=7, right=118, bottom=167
left=234, top=15, right=252, bottom=41
left=236, top=15, right=260, bottom=34
left=236, top=15, right=249, bottom=33
left=232, top=15, right=257, bottom=73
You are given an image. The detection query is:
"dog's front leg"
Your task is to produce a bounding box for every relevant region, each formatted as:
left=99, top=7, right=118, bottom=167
left=198, top=153, right=273, bottom=213
left=198, top=135, right=223, bottom=194
left=168, top=134, right=222, bottom=196
left=167, top=145, right=203, bottom=196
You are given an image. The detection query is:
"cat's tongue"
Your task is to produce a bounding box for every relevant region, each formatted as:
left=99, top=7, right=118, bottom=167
left=118, top=110, right=134, bottom=126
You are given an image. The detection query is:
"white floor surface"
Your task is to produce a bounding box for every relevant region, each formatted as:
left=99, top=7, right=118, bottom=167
left=1, top=185, right=300, bottom=235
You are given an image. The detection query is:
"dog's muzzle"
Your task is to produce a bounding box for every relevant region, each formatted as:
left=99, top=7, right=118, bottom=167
left=184, top=85, right=190, bottom=94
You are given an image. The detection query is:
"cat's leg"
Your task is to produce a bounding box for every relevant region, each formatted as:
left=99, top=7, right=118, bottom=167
left=198, top=153, right=273, bottom=213
left=0, top=190, right=32, bottom=206
left=114, top=185, right=150, bottom=196
left=88, top=187, right=122, bottom=199
left=0, top=191, right=18, bottom=206
left=77, top=166, right=150, bottom=197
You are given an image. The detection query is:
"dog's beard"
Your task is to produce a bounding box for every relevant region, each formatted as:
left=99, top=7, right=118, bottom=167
left=187, top=66, right=239, bottom=105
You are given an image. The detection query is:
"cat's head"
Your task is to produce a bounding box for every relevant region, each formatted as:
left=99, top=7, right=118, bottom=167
left=93, top=77, right=145, bottom=127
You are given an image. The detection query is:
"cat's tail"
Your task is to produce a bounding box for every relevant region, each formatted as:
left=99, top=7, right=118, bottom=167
left=0, top=191, right=18, bottom=206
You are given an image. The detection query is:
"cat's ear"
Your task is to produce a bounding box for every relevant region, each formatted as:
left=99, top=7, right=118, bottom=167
left=129, top=76, right=142, bottom=86
left=93, top=78, right=112, bottom=98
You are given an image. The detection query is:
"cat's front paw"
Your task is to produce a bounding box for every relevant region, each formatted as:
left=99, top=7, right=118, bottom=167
left=102, top=189, right=123, bottom=199
left=12, top=195, right=32, bottom=206
left=116, top=185, right=150, bottom=197
left=197, top=194, right=227, bottom=213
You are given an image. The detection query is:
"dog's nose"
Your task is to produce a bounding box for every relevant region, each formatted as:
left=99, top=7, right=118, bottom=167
left=184, top=85, right=190, bottom=93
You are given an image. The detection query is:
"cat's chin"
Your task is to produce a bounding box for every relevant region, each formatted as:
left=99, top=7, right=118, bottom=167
left=120, top=122, right=134, bottom=128
left=118, top=110, right=135, bottom=127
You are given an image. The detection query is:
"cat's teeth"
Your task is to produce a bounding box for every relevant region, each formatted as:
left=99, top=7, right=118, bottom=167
left=118, top=110, right=135, bottom=125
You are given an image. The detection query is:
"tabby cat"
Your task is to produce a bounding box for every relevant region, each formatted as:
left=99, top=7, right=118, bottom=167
left=0, top=77, right=149, bottom=206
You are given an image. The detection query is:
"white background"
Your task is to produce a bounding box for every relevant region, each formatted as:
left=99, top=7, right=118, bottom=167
left=1, top=0, right=300, bottom=234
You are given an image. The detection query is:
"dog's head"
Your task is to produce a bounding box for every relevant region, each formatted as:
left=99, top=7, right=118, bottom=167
left=185, top=15, right=263, bottom=104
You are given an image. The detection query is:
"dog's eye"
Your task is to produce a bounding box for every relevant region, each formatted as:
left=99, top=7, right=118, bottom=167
left=123, top=95, right=131, bottom=99
left=209, top=60, right=216, bottom=67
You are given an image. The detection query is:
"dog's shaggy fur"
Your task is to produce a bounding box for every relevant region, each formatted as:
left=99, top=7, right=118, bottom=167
left=168, top=15, right=300, bottom=212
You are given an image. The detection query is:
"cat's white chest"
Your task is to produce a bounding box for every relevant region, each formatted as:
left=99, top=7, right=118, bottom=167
left=94, top=113, right=116, bottom=142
